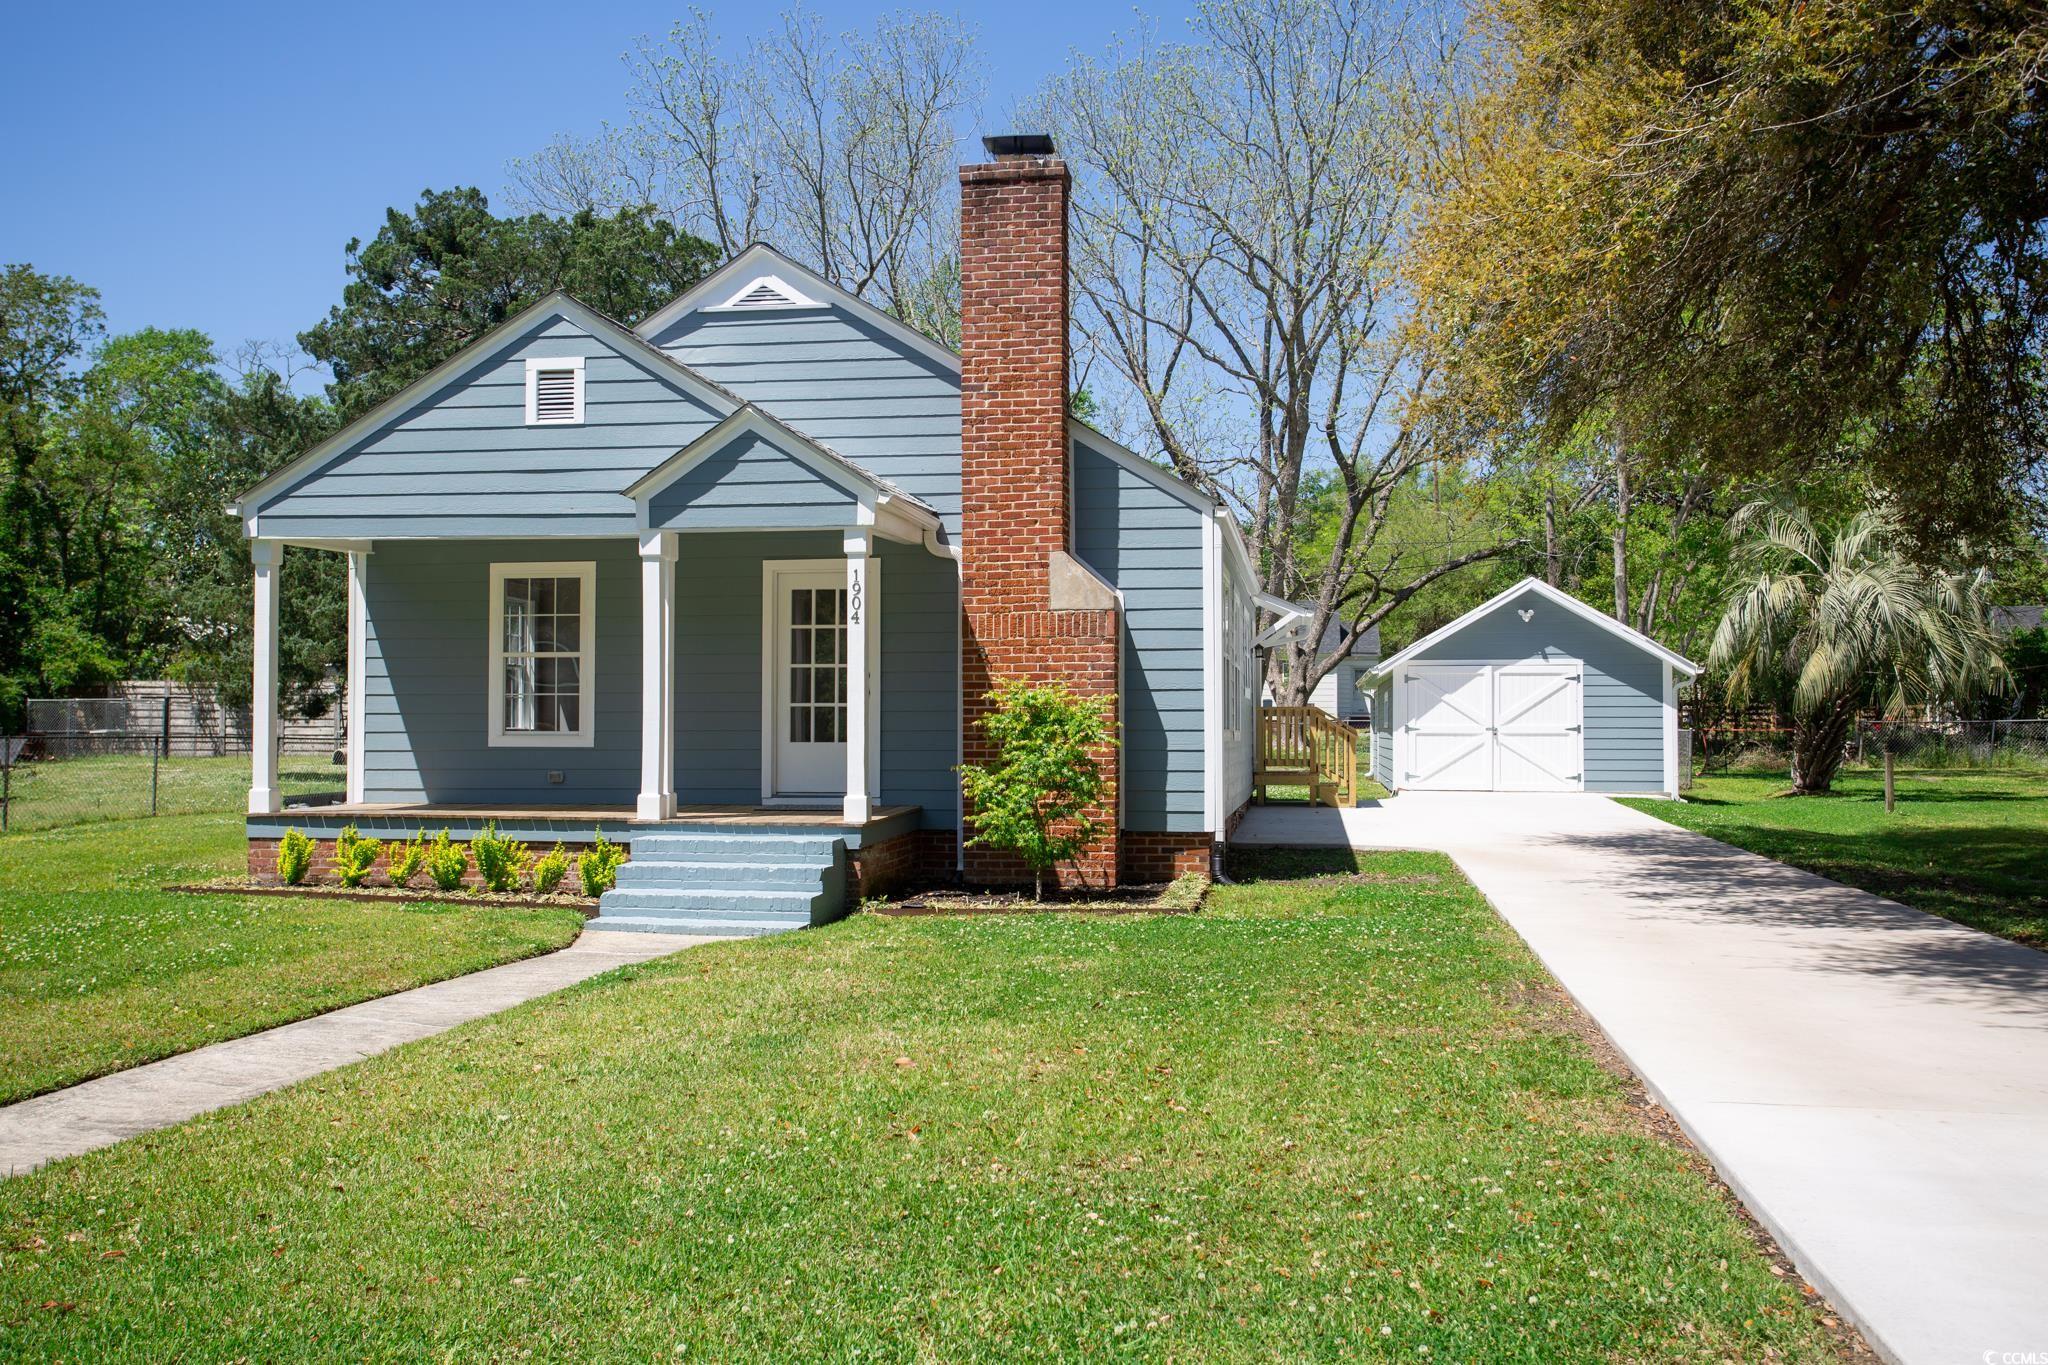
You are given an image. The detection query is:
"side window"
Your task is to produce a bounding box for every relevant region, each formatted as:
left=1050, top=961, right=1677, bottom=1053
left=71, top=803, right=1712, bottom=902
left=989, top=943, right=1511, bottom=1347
left=489, top=562, right=596, bottom=746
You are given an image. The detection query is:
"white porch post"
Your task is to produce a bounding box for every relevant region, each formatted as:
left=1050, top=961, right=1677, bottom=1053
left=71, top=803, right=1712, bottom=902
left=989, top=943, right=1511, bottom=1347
left=248, top=539, right=283, bottom=815
left=637, top=530, right=678, bottom=821
left=843, top=530, right=878, bottom=824
left=345, top=549, right=369, bottom=805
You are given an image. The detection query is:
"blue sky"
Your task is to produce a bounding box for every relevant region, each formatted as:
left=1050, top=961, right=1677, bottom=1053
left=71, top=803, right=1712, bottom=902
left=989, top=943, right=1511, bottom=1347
left=5, top=0, right=1188, bottom=383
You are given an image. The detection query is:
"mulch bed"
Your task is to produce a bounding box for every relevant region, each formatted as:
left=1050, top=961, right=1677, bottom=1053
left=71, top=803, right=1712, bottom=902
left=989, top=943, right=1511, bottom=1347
left=871, top=878, right=1207, bottom=917
left=169, top=879, right=598, bottom=915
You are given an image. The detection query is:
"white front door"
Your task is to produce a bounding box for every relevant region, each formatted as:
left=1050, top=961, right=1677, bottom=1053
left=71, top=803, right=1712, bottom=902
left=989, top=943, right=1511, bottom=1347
left=769, top=569, right=848, bottom=800
left=1400, top=661, right=1583, bottom=791
left=1403, top=664, right=1493, bottom=790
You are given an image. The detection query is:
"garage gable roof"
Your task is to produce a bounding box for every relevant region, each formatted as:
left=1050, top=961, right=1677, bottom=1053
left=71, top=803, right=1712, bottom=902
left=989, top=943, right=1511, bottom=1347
left=1368, top=578, right=1702, bottom=678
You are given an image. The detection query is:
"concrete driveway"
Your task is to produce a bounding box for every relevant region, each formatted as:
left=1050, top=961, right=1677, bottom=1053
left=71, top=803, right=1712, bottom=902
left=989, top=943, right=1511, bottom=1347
left=1234, top=794, right=2048, bottom=1365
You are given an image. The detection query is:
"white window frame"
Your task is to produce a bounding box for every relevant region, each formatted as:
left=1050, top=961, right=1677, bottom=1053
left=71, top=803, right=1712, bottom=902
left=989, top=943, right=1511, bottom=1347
left=488, top=561, right=596, bottom=748
left=523, top=356, right=586, bottom=426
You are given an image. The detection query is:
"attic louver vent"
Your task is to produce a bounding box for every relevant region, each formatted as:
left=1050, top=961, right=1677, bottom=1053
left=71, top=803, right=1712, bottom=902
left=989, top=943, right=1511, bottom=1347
left=712, top=274, right=820, bottom=311
left=532, top=368, right=579, bottom=423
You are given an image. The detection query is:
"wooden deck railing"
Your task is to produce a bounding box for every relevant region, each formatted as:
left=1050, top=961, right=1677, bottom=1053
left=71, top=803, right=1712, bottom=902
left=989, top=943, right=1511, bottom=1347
left=1255, top=705, right=1359, bottom=808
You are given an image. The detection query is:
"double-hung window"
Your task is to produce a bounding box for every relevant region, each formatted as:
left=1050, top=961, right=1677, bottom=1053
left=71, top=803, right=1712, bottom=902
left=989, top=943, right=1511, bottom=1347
left=489, top=562, right=595, bottom=746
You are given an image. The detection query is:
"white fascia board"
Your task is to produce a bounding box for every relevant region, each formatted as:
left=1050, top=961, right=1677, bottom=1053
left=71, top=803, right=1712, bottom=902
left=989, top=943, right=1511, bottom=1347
left=1067, top=418, right=1216, bottom=515
left=1367, top=577, right=1703, bottom=678
left=625, top=405, right=939, bottom=536
left=635, top=243, right=963, bottom=377
left=236, top=293, right=740, bottom=534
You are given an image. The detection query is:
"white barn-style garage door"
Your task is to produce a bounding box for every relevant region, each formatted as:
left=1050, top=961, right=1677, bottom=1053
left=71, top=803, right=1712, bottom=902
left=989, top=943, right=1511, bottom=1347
left=1401, top=662, right=1583, bottom=792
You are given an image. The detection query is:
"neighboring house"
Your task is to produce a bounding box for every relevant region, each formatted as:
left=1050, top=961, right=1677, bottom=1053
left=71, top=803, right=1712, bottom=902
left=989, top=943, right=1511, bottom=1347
left=230, top=135, right=1270, bottom=932
left=1367, top=579, right=1699, bottom=798
left=1305, top=620, right=1380, bottom=724
left=1992, top=605, right=2044, bottom=633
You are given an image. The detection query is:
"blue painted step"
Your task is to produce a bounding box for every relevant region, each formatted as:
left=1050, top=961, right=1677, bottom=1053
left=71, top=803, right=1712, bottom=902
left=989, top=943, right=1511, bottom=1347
left=591, top=828, right=849, bottom=937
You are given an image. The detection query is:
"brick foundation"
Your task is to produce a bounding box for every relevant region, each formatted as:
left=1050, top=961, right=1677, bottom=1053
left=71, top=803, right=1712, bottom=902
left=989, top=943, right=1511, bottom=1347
left=958, top=140, right=1121, bottom=891
left=848, top=829, right=958, bottom=900
left=1120, top=831, right=1216, bottom=883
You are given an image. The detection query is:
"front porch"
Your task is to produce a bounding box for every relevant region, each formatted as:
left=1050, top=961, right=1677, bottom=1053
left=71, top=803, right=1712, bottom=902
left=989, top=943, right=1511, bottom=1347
left=255, top=801, right=922, bottom=842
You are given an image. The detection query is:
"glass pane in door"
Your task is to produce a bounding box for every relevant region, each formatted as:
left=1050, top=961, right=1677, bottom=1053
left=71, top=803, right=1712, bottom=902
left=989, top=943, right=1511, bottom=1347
left=787, top=587, right=847, bottom=748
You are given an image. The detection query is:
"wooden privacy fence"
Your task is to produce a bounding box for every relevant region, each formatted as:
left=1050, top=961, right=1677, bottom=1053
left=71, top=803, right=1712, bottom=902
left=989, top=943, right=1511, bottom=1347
left=25, top=680, right=342, bottom=758
left=1255, top=705, right=1359, bottom=808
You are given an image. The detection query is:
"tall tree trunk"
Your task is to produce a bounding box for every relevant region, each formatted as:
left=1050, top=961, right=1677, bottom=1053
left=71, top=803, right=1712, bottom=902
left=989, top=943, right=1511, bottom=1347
left=1543, top=486, right=1560, bottom=587
left=1789, top=698, right=1856, bottom=794
left=1610, top=454, right=1631, bottom=622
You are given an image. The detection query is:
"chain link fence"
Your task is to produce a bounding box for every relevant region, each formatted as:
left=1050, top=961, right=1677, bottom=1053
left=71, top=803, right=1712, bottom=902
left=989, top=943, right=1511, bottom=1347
left=0, top=736, right=340, bottom=835
left=1690, top=717, right=2048, bottom=778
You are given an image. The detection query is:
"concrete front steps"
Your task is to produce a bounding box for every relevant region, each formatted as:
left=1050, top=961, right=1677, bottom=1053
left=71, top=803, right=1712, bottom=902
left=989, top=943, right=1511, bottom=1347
left=592, top=831, right=848, bottom=936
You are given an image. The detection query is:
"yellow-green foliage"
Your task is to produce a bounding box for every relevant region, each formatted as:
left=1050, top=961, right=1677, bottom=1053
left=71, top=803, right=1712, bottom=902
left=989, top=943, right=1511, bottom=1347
left=332, top=825, right=383, bottom=889
left=275, top=829, right=314, bottom=886
left=386, top=829, right=428, bottom=887
left=424, top=830, right=468, bottom=892
left=532, top=843, right=570, bottom=895
left=470, top=822, right=532, bottom=894
left=576, top=831, right=627, bottom=897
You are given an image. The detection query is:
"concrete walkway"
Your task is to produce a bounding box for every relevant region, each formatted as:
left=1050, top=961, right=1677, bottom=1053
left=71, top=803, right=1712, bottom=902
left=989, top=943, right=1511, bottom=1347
left=1235, top=795, right=2048, bottom=1365
left=0, top=929, right=705, bottom=1177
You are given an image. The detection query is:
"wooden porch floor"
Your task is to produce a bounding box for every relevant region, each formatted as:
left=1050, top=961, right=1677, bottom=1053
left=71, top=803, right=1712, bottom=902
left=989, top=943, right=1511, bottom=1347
left=281, top=800, right=919, bottom=829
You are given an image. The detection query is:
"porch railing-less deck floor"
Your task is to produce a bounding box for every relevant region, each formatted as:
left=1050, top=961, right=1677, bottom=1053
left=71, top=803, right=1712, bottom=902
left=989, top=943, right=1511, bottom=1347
left=277, top=801, right=919, bottom=828
left=252, top=802, right=925, bottom=848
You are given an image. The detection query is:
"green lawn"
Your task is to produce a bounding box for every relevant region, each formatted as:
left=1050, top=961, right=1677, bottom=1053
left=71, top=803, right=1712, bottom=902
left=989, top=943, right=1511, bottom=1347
left=0, top=850, right=1834, bottom=1361
left=2, top=753, right=339, bottom=834
left=0, top=814, right=585, bottom=1103
left=1623, top=768, right=2048, bottom=950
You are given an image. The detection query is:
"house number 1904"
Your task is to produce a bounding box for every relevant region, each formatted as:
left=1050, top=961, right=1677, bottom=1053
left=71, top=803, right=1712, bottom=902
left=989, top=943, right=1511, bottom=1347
left=848, top=572, right=863, bottom=626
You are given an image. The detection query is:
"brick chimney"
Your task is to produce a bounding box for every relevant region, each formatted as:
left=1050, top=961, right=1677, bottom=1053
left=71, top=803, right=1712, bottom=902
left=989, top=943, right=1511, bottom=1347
left=958, top=133, right=1121, bottom=888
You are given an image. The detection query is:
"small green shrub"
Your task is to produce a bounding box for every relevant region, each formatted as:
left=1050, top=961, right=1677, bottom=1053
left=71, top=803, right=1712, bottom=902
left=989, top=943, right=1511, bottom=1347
left=424, top=829, right=469, bottom=892
left=333, top=825, right=383, bottom=889
left=471, top=821, right=532, bottom=893
left=275, top=829, right=315, bottom=886
left=958, top=678, right=1118, bottom=901
left=577, top=831, right=628, bottom=897
left=386, top=829, right=428, bottom=887
left=532, top=842, right=570, bottom=895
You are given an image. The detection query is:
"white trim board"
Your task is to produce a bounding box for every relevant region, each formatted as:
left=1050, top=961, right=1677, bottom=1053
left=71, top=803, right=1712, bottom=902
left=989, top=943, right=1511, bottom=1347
left=487, top=560, right=597, bottom=749
left=233, top=293, right=742, bottom=535
left=1369, top=578, right=1703, bottom=679
left=624, top=405, right=940, bottom=546
left=637, top=243, right=961, bottom=377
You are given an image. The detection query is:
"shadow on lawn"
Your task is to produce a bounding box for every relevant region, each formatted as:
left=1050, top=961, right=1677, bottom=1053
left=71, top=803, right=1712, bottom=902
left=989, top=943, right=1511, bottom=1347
left=1536, top=825, right=2048, bottom=1010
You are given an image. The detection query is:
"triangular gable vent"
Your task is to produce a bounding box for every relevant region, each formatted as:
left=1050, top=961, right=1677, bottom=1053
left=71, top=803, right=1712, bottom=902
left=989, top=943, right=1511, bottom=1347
left=713, top=274, right=821, bottom=311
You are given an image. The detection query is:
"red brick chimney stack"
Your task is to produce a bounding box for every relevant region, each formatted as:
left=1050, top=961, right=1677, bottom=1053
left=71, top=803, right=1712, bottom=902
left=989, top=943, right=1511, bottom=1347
left=957, top=133, right=1121, bottom=887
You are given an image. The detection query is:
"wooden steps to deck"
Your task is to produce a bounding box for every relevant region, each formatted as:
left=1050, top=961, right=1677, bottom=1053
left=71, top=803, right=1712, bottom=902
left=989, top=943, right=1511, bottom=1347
left=1255, top=705, right=1360, bottom=808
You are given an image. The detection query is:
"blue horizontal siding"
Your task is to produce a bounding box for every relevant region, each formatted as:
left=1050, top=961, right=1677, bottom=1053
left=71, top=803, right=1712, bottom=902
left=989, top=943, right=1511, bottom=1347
left=647, top=430, right=861, bottom=531
left=1073, top=438, right=1209, bottom=833
left=256, top=312, right=726, bottom=540
left=649, top=306, right=963, bottom=534
left=361, top=532, right=960, bottom=825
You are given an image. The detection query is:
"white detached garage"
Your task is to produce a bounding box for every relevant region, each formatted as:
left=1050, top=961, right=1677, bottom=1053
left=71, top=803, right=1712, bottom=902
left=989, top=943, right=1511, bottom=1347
left=1366, top=579, right=1700, bottom=798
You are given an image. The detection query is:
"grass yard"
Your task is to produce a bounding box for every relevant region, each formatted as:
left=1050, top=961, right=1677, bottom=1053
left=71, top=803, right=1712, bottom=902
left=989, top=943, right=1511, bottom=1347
left=1, top=753, right=339, bottom=834
left=0, top=850, right=1839, bottom=1361
left=0, top=814, right=585, bottom=1103
left=1623, top=768, right=2048, bottom=950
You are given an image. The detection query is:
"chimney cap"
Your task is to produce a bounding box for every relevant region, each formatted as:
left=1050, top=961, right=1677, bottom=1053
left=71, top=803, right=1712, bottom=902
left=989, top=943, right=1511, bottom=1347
left=981, top=133, right=1056, bottom=158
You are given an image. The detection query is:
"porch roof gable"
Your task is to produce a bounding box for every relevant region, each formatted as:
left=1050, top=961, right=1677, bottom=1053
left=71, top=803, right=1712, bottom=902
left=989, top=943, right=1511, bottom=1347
left=627, top=405, right=941, bottom=540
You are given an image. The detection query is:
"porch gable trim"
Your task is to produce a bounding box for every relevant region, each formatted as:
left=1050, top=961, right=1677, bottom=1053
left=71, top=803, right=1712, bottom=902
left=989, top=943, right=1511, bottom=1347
left=626, top=405, right=941, bottom=543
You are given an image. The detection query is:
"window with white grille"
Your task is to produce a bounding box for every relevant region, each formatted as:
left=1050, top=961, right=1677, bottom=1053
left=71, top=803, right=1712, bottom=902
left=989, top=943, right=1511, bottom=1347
left=488, top=561, right=596, bottom=747
left=524, top=356, right=585, bottom=425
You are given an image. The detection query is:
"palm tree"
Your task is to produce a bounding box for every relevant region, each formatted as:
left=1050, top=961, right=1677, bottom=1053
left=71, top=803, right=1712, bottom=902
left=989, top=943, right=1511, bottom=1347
left=1709, top=503, right=2007, bottom=794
